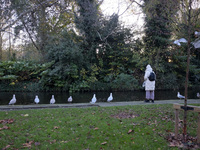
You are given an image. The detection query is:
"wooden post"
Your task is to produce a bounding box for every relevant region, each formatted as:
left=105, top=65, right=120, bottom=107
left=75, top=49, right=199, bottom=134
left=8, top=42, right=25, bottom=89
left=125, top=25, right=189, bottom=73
left=173, top=103, right=200, bottom=144
left=175, top=109, right=179, bottom=139
left=197, top=113, right=200, bottom=144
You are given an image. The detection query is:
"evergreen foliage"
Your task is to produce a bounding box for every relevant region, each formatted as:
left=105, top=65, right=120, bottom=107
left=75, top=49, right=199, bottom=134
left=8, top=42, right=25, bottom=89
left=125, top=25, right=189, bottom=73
left=0, top=0, right=200, bottom=92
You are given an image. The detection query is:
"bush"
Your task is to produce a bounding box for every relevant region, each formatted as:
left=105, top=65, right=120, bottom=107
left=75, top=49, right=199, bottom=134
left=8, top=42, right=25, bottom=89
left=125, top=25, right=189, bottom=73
left=157, top=73, right=179, bottom=90
left=111, top=73, right=139, bottom=91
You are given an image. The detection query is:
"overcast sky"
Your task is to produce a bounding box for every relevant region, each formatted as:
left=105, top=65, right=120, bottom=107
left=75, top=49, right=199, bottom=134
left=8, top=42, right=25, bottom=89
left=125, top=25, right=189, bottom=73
left=100, top=0, right=144, bottom=28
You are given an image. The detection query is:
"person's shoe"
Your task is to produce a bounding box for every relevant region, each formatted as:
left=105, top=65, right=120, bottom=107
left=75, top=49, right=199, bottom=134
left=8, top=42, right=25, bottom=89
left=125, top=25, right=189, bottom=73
left=152, top=100, right=154, bottom=103
left=144, top=100, right=150, bottom=102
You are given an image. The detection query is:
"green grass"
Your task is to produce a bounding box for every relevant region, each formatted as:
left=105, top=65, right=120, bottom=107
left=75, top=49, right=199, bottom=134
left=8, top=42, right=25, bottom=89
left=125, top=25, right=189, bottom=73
left=0, top=104, right=199, bottom=149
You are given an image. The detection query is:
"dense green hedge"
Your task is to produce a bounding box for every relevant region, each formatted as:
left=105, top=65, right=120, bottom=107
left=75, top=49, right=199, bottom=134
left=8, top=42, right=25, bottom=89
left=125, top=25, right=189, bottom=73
left=0, top=60, right=200, bottom=92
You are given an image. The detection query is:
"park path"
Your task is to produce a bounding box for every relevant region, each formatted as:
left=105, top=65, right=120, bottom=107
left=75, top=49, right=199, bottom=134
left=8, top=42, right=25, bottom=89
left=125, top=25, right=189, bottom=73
left=0, top=99, right=199, bottom=111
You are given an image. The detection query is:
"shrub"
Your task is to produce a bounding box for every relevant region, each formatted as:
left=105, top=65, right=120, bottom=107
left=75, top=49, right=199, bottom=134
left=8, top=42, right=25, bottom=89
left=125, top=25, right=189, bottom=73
left=111, top=73, right=139, bottom=91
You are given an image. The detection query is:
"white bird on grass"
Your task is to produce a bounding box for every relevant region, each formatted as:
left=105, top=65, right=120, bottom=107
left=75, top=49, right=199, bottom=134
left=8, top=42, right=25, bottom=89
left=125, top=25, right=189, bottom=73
left=107, top=93, right=113, bottom=102
left=9, top=94, right=16, bottom=105
left=90, top=94, right=97, bottom=104
left=197, top=93, right=200, bottom=98
left=50, top=95, right=55, bottom=104
left=68, top=96, right=73, bottom=103
left=34, top=95, right=40, bottom=104
left=177, top=92, right=185, bottom=99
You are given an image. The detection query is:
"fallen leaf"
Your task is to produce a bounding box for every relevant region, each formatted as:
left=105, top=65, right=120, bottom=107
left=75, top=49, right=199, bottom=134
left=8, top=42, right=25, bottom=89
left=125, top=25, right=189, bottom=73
left=21, top=114, right=29, bottom=117
left=54, top=126, right=59, bottom=129
left=50, top=139, right=56, bottom=144
left=23, top=143, right=31, bottom=148
left=0, top=119, right=14, bottom=124
left=0, top=126, right=10, bottom=131
left=94, top=127, right=99, bottom=130
left=2, top=145, right=10, bottom=150
left=128, top=129, right=134, bottom=134
left=22, top=141, right=34, bottom=148
left=60, top=141, right=68, bottom=143
left=101, top=142, right=107, bottom=145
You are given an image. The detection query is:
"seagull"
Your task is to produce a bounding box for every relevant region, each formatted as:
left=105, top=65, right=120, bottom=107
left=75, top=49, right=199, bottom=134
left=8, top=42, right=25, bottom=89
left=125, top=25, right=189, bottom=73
left=68, top=96, right=73, bottom=103
left=177, top=92, right=185, bottom=99
left=9, top=94, right=16, bottom=105
left=192, top=39, right=200, bottom=49
left=107, top=93, right=113, bottom=102
left=50, top=95, right=55, bottom=104
left=90, top=94, right=97, bottom=104
left=197, top=93, right=200, bottom=98
left=195, top=31, right=200, bottom=37
left=34, top=95, right=40, bottom=104
left=174, top=38, right=187, bottom=46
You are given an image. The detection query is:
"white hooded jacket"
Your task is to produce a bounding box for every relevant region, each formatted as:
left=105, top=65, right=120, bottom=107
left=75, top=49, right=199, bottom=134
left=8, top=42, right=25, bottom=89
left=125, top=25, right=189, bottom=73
left=144, top=64, right=155, bottom=91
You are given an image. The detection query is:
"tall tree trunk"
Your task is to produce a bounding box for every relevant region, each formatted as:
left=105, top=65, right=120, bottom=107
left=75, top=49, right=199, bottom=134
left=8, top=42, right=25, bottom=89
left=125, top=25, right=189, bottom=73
left=0, top=31, right=2, bottom=61
left=8, top=25, right=11, bottom=60
left=38, top=5, right=47, bottom=58
left=183, top=0, right=192, bottom=143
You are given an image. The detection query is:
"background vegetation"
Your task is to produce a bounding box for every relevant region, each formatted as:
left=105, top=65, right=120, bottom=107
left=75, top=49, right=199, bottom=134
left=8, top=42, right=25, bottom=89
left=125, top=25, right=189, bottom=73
left=0, top=0, right=200, bottom=92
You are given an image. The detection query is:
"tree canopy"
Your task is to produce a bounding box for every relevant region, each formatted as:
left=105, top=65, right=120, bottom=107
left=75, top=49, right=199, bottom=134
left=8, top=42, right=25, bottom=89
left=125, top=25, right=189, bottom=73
left=0, top=0, right=200, bottom=92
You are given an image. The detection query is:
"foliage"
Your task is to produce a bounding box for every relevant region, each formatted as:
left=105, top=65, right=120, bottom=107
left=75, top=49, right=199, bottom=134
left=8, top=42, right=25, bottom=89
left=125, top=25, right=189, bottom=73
left=74, top=0, right=102, bottom=64
left=0, top=61, right=53, bottom=91
left=111, top=73, right=139, bottom=91
left=9, top=0, right=76, bottom=59
left=39, top=30, right=83, bottom=92
left=142, top=0, right=177, bottom=69
left=1, top=0, right=200, bottom=92
left=158, top=73, right=179, bottom=90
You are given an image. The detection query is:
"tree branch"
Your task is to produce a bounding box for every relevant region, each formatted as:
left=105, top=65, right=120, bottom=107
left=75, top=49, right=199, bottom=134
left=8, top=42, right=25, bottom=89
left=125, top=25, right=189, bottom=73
left=21, top=19, right=39, bottom=50
left=0, top=0, right=58, bottom=32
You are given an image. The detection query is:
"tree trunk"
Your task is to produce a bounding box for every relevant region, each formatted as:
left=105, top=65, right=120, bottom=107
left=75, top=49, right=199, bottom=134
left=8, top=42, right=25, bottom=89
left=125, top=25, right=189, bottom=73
left=38, top=5, right=47, bottom=58
left=0, top=32, right=2, bottom=61
left=183, top=0, right=192, bottom=143
left=183, top=46, right=190, bottom=142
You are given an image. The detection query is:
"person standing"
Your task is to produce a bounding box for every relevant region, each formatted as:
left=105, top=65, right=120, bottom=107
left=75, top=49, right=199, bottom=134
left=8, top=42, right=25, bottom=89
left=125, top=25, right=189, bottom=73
left=144, top=64, right=156, bottom=103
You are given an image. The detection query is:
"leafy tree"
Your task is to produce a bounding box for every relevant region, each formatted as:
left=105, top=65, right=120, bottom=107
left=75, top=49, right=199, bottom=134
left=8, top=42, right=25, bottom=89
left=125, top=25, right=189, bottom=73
left=74, top=0, right=103, bottom=64
left=0, top=0, right=13, bottom=60
left=142, top=0, right=179, bottom=70
left=10, top=0, right=75, bottom=60
left=39, top=29, right=84, bottom=91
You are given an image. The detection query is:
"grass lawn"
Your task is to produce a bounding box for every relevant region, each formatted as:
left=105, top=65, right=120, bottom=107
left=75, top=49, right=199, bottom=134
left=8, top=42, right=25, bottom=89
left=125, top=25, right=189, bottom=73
left=0, top=104, right=199, bottom=149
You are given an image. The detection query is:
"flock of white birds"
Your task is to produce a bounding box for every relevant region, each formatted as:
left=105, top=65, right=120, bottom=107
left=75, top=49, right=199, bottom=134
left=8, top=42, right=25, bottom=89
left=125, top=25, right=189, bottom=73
left=177, top=92, right=200, bottom=99
left=8, top=93, right=113, bottom=105
left=7, top=92, right=200, bottom=105
left=7, top=31, right=200, bottom=105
